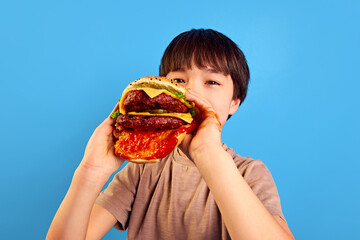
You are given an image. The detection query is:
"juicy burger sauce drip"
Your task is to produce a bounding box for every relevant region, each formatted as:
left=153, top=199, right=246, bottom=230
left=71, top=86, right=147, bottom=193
left=114, top=123, right=195, bottom=160
left=197, top=107, right=222, bottom=132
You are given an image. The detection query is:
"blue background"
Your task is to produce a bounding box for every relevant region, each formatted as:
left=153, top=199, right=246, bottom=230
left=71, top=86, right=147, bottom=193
left=1, top=0, right=359, bottom=239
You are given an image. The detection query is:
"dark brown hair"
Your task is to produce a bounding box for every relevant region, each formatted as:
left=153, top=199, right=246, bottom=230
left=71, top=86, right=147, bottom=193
left=159, top=28, right=250, bottom=105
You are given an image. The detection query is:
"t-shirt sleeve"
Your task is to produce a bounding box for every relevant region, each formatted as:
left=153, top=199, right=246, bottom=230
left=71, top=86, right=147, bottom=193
left=95, top=162, right=143, bottom=230
left=240, top=159, right=286, bottom=221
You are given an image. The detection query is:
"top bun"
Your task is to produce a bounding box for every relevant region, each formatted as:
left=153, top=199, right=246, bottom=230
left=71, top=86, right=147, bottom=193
left=123, top=76, right=187, bottom=96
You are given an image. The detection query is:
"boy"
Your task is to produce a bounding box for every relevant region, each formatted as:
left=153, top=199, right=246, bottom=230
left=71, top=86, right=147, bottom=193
left=47, top=29, right=294, bottom=239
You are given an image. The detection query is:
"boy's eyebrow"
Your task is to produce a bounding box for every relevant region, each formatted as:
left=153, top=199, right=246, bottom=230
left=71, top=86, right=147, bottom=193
left=205, top=68, right=221, bottom=74
left=172, top=67, right=221, bottom=73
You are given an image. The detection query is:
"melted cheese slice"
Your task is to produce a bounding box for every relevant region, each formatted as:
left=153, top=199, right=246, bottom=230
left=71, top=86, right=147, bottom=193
left=139, top=87, right=169, bottom=98
left=137, top=87, right=192, bottom=108
left=127, top=112, right=193, bottom=123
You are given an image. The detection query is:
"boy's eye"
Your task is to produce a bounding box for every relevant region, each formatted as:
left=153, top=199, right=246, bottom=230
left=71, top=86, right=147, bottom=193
left=206, top=80, right=220, bottom=85
left=173, top=78, right=185, bottom=84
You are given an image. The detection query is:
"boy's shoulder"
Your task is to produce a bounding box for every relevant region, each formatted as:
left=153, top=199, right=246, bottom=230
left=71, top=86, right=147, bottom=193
left=223, top=144, right=274, bottom=180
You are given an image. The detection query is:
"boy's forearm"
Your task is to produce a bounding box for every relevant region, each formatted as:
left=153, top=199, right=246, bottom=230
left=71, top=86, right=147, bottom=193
left=192, top=146, right=294, bottom=240
left=46, top=165, right=110, bottom=240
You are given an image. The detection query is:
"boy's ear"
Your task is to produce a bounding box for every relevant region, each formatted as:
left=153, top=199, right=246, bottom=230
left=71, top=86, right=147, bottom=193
left=229, top=98, right=241, bottom=115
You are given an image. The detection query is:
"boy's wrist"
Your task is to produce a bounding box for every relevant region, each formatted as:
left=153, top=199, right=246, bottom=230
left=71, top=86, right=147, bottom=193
left=74, top=163, right=112, bottom=188
left=191, top=144, right=226, bottom=165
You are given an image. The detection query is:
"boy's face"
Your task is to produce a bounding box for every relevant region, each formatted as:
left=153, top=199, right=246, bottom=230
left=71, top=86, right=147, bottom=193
left=166, top=65, right=241, bottom=126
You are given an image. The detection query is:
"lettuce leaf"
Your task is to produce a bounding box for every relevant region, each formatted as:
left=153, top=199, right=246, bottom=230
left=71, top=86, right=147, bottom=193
left=111, top=109, right=120, bottom=120
left=165, top=87, right=190, bottom=105
left=190, top=108, right=196, bottom=117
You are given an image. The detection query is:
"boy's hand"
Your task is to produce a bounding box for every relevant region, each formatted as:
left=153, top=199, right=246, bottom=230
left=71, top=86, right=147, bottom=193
left=179, top=90, right=223, bottom=161
left=79, top=104, right=124, bottom=180
left=47, top=104, right=123, bottom=240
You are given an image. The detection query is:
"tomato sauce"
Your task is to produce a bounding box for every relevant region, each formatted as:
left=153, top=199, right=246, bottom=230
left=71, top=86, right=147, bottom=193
left=114, top=120, right=198, bottom=161
left=114, top=124, right=193, bottom=160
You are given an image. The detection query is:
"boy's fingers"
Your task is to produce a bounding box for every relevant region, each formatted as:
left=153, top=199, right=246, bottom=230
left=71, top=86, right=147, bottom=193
left=108, top=102, right=119, bottom=117
left=96, top=102, right=119, bottom=135
left=102, top=102, right=119, bottom=125
left=186, top=90, right=217, bottom=118
left=185, top=91, right=222, bottom=128
left=185, top=90, right=212, bottom=110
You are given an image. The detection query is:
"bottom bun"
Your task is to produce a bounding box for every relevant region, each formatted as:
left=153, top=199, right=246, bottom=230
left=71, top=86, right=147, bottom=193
left=175, top=132, right=187, bottom=147
left=127, top=159, right=160, bottom=164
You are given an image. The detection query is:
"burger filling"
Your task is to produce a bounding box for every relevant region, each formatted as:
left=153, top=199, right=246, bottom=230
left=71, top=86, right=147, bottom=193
left=112, top=78, right=197, bottom=161
left=115, top=115, right=187, bottom=130
left=122, top=90, right=188, bottom=113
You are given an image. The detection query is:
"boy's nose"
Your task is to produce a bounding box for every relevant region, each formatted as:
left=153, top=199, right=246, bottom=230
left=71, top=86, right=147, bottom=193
left=185, top=79, right=204, bottom=97
left=184, top=79, right=196, bottom=91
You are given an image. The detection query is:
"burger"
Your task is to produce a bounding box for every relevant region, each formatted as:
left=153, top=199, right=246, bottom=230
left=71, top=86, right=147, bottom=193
left=111, top=76, right=197, bottom=163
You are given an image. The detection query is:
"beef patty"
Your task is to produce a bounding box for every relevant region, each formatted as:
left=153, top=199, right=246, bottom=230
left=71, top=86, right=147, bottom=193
left=122, top=90, right=188, bottom=113
left=115, top=115, right=187, bottom=130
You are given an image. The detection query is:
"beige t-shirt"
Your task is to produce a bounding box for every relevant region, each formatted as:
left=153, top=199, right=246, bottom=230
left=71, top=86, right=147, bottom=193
left=96, top=144, right=284, bottom=239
